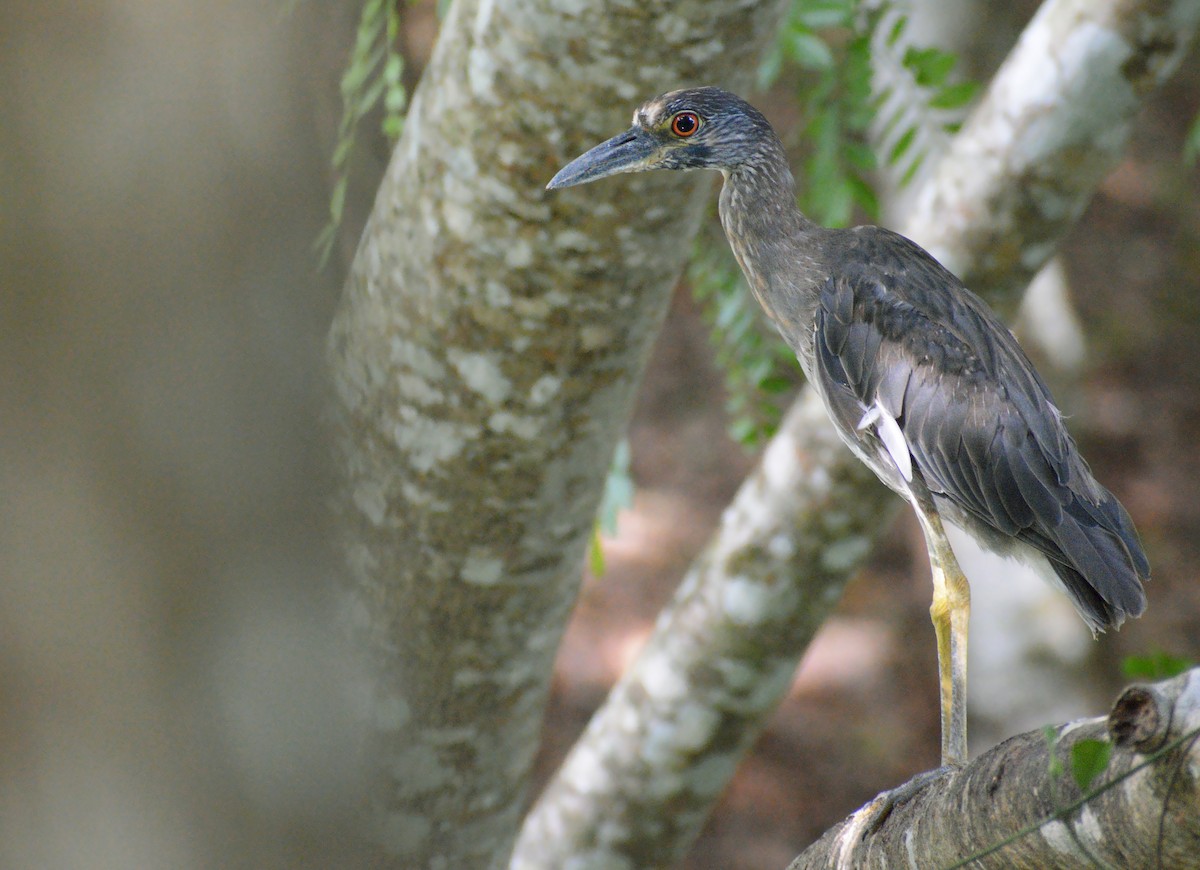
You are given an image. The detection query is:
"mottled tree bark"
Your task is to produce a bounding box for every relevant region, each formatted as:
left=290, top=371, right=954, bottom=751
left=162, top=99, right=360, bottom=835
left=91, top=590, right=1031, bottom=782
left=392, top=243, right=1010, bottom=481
left=516, top=0, right=1199, bottom=865
left=791, top=668, right=1200, bottom=869
left=325, top=0, right=788, bottom=866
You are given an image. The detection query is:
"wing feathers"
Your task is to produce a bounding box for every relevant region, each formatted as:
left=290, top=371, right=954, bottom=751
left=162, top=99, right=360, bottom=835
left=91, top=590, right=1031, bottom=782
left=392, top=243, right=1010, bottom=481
left=811, top=244, right=1149, bottom=631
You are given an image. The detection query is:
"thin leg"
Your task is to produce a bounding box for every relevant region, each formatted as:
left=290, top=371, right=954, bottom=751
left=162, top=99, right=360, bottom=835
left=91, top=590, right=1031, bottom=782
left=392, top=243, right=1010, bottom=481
left=908, top=475, right=971, bottom=767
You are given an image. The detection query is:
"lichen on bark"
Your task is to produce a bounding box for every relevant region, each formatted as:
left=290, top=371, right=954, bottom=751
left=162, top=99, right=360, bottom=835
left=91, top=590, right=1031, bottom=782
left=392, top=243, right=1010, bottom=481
left=326, top=0, right=790, bottom=865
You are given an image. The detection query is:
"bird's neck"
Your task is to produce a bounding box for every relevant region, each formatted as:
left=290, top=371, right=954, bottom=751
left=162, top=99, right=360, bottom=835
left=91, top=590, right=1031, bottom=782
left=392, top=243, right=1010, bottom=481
left=718, top=147, right=827, bottom=360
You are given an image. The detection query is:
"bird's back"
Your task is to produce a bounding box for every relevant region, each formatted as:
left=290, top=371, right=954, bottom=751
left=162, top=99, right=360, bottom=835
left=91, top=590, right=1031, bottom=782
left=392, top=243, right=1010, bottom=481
left=809, top=226, right=1149, bottom=632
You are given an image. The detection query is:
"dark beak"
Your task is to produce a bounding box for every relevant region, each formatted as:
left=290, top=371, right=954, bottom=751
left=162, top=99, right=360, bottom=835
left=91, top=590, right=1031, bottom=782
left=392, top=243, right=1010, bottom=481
left=546, top=127, right=659, bottom=190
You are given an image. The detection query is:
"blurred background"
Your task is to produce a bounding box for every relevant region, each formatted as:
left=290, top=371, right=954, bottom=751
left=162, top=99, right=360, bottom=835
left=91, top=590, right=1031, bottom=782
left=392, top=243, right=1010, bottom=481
left=2, top=1, right=1197, bottom=868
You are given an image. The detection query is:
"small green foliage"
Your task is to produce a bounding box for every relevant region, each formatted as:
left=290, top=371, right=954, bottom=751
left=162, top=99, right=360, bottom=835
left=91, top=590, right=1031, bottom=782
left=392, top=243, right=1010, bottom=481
left=588, top=523, right=606, bottom=576
left=902, top=46, right=957, bottom=88
left=1183, top=112, right=1200, bottom=165
left=1122, top=651, right=1195, bottom=680
left=888, top=126, right=917, bottom=164
left=597, top=439, right=634, bottom=536
left=1070, top=738, right=1112, bottom=791
left=928, top=79, right=981, bottom=111
left=317, top=0, right=408, bottom=267
left=884, top=13, right=907, bottom=47
left=1043, top=725, right=1064, bottom=779
left=589, top=439, right=634, bottom=576
left=873, top=6, right=979, bottom=188
left=760, top=0, right=879, bottom=228
left=691, top=241, right=799, bottom=448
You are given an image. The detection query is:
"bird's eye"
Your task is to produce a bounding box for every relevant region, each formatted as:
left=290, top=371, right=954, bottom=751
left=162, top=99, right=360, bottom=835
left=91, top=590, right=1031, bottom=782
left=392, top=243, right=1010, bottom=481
left=670, top=111, right=700, bottom=138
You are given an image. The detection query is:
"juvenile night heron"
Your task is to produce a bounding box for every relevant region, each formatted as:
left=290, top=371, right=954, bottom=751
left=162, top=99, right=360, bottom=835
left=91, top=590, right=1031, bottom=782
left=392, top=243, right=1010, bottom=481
left=547, top=87, right=1149, bottom=766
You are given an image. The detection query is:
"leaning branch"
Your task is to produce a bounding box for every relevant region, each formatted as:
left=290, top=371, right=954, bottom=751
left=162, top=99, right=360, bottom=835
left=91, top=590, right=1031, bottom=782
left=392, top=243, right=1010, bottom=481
left=791, top=668, right=1200, bottom=869
left=907, top=0, right=1200, bottom=312
left=516, top=0, right=1200, bottom=865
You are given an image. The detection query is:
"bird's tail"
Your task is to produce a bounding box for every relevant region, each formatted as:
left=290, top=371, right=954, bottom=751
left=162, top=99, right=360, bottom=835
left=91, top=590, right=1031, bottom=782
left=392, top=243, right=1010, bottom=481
left=1049, top=493, right=1149, bottom=634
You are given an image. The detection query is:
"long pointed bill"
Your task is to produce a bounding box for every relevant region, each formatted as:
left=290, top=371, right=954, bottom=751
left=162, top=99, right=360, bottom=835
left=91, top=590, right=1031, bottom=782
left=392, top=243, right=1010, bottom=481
left=546, top=127, right=660, bottom=190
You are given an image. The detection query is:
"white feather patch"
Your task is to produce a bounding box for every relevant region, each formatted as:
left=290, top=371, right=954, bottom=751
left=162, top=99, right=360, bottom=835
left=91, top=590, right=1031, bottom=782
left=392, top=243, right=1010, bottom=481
left=857, top=402, right=913, bottom=482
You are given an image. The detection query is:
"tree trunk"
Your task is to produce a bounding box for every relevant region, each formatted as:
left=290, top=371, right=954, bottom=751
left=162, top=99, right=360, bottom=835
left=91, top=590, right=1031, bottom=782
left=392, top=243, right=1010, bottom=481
left=325, top=0, right=789, bottom=865
left=790, top=668, right=1200, bottom=869
left=517, top=0, right=1200, bottom=864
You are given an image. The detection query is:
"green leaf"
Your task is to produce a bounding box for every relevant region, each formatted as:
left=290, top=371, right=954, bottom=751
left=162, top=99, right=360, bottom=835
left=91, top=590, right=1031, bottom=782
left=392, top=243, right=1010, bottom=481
left=314, top=223, right=337, bottom=269
left=1122, top=651, right=1195, bottom=680
left=356, top=73, right=388, bottom=119
left=758, top=375, right=794, bottom=394
left=383, top=52, right=403, bottom=87
left=888, top=126, right=917, bottom=164
left=845, top=172, right=879, bottom=220
left=897, top=148, right=926, bottom=187
left=329, top=176, right=348, bottom=224
left=730, top=416, right=763, bottom=447
left=871, top=84, right=894, bottom=111
left=885, top=14, right=908, bottom=47
left=797, top=3, right=852, bottom=30
left=1043, top=725, right=1064, bottom=778
left=1070, top=738, right=1112, bottom=791
left=340, top=43, right=386, bottom=98
left=903, top=46, right=957, bottom=88
left=928, top=80, right=980, bottom=111
left=319, top=0, right=414, bottom=267
left=757, top=44, right=784, bottom=89
left=332, top=135, right=356, bottom=170
left=597, top=438, right=633, bottom=534
left=786, top=30, right=835, bottom=70
left=588, top=522, right=606, bottom=577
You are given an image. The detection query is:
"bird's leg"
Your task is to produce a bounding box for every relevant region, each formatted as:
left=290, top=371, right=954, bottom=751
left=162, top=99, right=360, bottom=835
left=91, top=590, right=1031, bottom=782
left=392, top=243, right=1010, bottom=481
left=908, top=474, right=970, bottom=767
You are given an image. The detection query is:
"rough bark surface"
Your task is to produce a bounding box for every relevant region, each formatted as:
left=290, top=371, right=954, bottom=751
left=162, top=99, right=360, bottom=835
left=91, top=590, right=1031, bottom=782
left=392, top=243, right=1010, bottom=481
left=517, top=0, right=1199, bottom=865
left=790, top=667, right=1200, bottom=869
left=325, top=0, right=788, bottom=866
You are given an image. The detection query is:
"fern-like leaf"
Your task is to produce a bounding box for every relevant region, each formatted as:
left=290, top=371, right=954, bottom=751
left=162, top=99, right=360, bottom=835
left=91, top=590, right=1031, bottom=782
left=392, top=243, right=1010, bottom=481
left=317, top=1, right=408, bottom=267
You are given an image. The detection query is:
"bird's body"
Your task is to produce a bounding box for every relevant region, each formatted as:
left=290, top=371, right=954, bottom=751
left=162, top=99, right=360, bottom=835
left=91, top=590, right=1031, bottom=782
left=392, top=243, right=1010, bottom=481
left=548, top=87, right=1149, bottom=764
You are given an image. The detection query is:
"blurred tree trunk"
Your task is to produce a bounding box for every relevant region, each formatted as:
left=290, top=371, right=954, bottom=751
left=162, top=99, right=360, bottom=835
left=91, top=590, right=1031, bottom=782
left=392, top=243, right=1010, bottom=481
left=325, top=0, right=788, bottom=866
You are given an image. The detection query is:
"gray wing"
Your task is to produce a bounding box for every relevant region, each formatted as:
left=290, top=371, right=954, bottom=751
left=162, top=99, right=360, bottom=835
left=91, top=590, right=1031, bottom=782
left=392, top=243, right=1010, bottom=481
left=812, top=227, right=1148, bottom=631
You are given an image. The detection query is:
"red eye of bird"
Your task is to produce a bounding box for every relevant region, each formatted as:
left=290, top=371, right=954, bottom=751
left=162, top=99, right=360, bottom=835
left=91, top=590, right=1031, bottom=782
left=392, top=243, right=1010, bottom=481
left=671, top=111, right=700, bottom=137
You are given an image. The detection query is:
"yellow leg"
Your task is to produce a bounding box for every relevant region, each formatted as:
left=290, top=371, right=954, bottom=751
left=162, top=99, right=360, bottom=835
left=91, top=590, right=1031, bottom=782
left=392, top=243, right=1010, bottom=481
left=909, top=478, right=971, bottom=767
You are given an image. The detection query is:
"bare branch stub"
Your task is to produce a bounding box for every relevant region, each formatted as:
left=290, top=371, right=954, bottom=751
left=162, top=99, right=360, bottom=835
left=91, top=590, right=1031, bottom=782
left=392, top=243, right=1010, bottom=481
left=1109, top=686, right=1164, bottom=752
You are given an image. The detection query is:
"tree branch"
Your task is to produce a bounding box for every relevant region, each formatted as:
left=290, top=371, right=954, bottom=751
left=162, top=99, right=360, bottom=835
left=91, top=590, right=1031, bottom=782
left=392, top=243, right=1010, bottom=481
left=517, top=0, right=1200, bottom=865
left=513, top=394, right=894, bottom=869
left=908, top=0, right=1200, bottom=311
left=790, top=668, right=1200, bottom=869
left=325, top=0, right=789, bottom=866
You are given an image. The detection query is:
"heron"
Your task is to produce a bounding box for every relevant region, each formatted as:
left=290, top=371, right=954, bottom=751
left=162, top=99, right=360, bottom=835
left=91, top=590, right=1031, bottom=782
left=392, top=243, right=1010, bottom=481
left=547, top=87, right=1149, bottom=766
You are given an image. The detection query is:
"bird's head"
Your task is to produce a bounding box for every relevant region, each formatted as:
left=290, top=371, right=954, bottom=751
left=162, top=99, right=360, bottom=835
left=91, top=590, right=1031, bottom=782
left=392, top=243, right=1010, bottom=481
left=546, top=87, right=774, bottom=190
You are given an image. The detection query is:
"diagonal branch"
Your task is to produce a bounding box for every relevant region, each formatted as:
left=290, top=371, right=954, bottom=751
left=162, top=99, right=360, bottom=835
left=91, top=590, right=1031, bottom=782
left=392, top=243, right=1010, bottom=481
left=513, top=393, right=894, bottom=869
left=516, top=0, right=1200, bottom=865
left=790, top=668, right=1200, bottom=869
